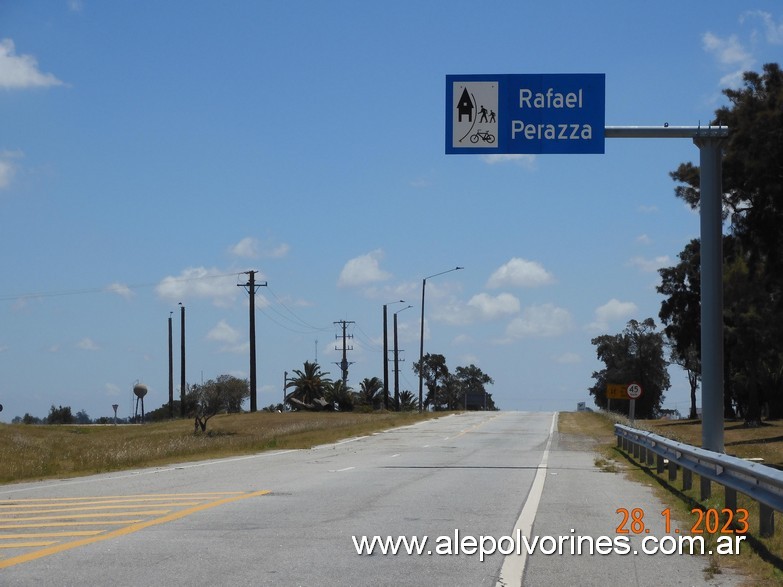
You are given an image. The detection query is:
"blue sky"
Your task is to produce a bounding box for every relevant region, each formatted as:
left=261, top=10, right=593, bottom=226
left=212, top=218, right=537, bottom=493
left=1, top=1, right=781, bottom=421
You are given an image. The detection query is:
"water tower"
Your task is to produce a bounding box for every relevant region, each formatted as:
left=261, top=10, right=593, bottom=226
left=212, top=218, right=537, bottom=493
left=133, top=382, right=148, bottom=424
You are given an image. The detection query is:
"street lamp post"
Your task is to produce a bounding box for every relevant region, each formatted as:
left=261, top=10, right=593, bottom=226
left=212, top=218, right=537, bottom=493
left=418, top=267, right=463, bottom=412
left=383, top=300, right=405, bottom=410
left=394, top=305, right=413, bottom=411
left=179, top=303, right=185, bottom=418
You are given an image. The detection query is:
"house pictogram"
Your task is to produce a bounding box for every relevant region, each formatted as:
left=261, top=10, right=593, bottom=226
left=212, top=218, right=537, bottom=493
left=457, top=88, right=473, bottom=122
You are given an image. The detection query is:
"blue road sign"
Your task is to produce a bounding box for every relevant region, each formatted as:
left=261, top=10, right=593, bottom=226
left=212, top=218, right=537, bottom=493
left=446, top=74, right=605, bottom=154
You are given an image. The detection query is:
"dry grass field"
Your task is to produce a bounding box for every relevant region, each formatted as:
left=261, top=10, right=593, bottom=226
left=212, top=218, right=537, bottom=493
left=0, top=411, right=440, bottom=484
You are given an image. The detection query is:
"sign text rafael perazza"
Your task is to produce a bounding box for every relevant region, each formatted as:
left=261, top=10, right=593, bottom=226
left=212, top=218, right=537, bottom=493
left=512, top=87, right=593, bottom=141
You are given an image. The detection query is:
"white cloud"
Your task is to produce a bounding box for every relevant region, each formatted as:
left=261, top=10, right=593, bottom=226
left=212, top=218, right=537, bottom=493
left=77, top=338, right=99, bottom=351
left=636, top=234, right=652, bottom=245
left=105, top=282, right=135, bottom=300
left=0, top=150, right=22, bottom=190
left=265, top=243, right=290, bottom=258
left=230, top=237, right=290, bottom=259
left=206, top=320, right=247, bottom=353
left=338, top=249, right=391, bottom=287
left=555, top=352, right=581, bottom=364
left=487, top=258, right=555, bottom=289
left=628, top=255, right=670, bottom=273
left=230, top=237, right=259, bottom=258
left=466, top=292, right=520, bottom=320
left=0, top=39, right=64, bottom=89
left=702, top=32, right=755, bottom=88
left=155, top=267, right=242, bottom=307
left=207, top=320, right=240, bottom=344
left=480, top=154, right=537, bottom=169
left=588, top=298, right=638, bottom=331
left=742, top=10, right=783, bottom=44
left=104, top=383, right=122, bottom=398
left=505, top=303, right=572, bottom=338
left=0, top=159, right=15, bottom=190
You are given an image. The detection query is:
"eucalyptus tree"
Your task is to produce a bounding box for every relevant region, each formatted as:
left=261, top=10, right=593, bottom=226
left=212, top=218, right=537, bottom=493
left=589, top=319, right=669, bottom=418
left=412, top=353, right=449, bottom=410
left=662, top=63, right=783, bottom=422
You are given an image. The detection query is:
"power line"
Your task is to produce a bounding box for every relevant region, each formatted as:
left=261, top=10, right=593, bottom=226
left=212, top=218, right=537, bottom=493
left=0, top=272, right=241, bottom=302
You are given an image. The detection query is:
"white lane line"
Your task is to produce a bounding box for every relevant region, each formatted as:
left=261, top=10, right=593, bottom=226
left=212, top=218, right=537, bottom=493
left=495, top=412, right=557, bottom=587
left=330, top=467, right=355, bottom=473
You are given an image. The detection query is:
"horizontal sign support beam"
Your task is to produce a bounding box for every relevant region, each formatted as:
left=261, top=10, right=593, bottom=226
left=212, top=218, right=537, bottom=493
left=605, top=126, right=729, bottom=139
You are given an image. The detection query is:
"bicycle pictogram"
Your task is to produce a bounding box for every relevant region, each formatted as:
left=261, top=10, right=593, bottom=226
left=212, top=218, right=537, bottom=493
left=470, top=130, right=495, bottom=144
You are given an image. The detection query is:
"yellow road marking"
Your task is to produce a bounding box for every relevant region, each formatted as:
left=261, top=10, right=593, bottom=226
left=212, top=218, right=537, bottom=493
left=0, top=490, right=270, bottom=569
left=0, top=502, right=202, bottom=514
left=0, top=510, right=171, bottom=522
left=0, top=520, right=143, bottom=529
left=0, top=531, right=103, bottom=538
left=0, top=542, right=57, bottom=548
left=0, top=492, right=245, bottom=504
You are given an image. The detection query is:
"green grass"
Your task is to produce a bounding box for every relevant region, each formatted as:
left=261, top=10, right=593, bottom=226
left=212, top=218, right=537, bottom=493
left=0, top=411, right=441, bottom=484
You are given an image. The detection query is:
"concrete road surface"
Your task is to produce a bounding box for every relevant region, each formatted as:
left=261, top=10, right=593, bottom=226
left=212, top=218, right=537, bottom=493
left=0, top=412, right=745, bottom=586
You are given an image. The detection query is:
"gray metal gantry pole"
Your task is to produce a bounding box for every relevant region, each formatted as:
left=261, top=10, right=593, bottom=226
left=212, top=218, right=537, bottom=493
left=605, top=126, right=729, bottom=452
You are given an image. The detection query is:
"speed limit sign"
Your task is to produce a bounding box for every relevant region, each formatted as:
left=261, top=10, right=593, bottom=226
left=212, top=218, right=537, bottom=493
left=627, top=383, right=643, bottom=399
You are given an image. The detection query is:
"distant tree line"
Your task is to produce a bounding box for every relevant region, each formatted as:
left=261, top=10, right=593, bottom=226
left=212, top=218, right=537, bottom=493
left=13, top=405, right=96, bottom=425
left=283, top=355, right=497, bottom=412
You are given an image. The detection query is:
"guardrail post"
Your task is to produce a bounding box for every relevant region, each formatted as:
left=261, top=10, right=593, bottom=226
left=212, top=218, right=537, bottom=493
left=682, top=468, right=692, bottom=491
left=700, top=476, right=711, bottom=500
left=724, top=486, right=737, bottom=511
left=668, top=460, right=677, bottom=482
left=657, top=455, right=665, bottom=474
left=633, top=442, right=640, bottom=460
left=639, top=445, right=646, bottom=463
left=760, top=504, right=775, bottom=537
left=647, top=449, right=655, bottom=467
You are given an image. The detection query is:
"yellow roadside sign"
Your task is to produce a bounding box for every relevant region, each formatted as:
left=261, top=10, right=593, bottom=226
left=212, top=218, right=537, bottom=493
left=606, top=383, right=629, bottom=400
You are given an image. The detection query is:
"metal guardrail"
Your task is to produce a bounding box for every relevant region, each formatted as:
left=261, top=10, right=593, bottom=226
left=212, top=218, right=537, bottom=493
left=615, top=423, right=783, bottom=537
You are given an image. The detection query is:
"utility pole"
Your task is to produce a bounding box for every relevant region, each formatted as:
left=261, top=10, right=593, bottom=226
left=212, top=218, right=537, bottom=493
left=239, top=271, right=267, bottom=412
left=334, top=320, right=355, bottom=387
left=179, top=303, right=185, bottom=417
left=383, top=300, right=405, bottom=410
left=393, top=305, right=412, bottom=411
left=168, top=312, right=173, bottom=418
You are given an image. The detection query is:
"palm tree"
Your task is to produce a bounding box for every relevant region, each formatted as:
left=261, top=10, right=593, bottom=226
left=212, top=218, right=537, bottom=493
left=358, top=377, right=383, bottom=409
left=327, top=380, right=355, bottom=412
left=285, top=361, right=332, bottom=409
left=398, top=390, right=418, bottom=412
